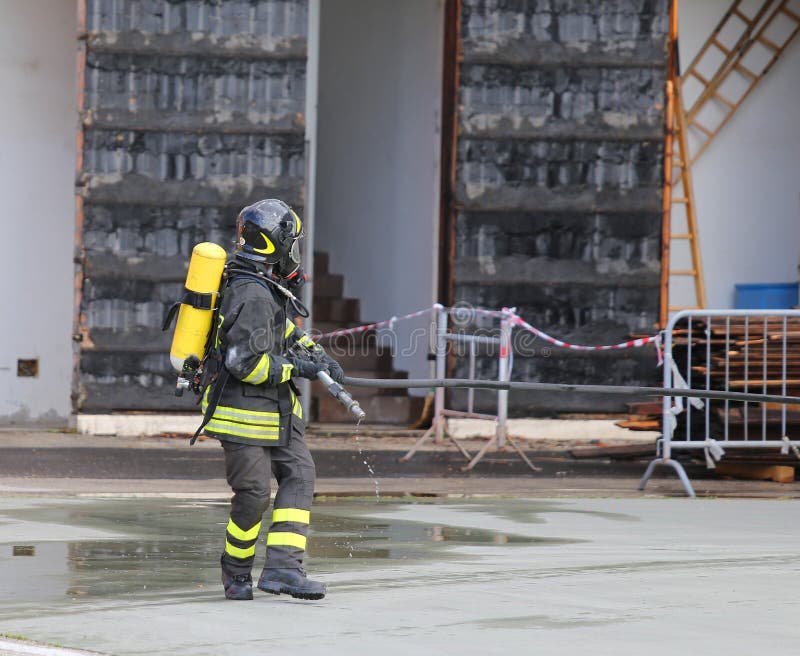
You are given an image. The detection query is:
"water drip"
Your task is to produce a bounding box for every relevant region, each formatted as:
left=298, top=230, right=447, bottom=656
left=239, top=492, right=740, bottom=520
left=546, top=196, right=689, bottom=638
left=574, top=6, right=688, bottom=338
left=352, top=417, right=380, bottom=503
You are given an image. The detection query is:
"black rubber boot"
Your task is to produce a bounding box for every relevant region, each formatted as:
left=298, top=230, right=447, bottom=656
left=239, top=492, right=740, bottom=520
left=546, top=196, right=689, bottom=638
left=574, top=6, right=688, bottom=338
left=257, top=567, right=326, bottom=600
left=221, top=558, right=253, bottom=600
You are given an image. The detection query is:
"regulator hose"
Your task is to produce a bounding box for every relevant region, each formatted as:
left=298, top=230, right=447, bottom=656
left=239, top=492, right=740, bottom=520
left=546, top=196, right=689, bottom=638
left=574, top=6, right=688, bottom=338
left=342, top=377, right=800, bottom=407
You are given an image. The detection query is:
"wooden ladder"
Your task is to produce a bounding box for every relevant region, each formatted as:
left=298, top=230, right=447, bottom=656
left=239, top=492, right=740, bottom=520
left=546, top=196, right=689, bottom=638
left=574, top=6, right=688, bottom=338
left=661, top=0, right=800, bottom=324
left=680, top=0, right=800, bottom=170
left=666, top=76, right=706, bottom=316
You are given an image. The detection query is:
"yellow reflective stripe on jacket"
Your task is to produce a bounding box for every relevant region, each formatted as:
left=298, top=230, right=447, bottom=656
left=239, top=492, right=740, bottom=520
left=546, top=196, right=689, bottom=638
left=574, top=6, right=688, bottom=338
left=214, top=313, right=225, bottom=349
left=205, top=419, right=280, bottom=440
left=227, top=519, right=261, bottom=542
left=298, top=334, right=315, bottom=347
left=225, top=540, right=256, bottom=559
left=242, top=353, right=270, bottom=384
left=272, top=508, right=310, bottom=525
left=267, top=532, right=307, bottom=550
left=285, top=315, right=316, bottom=348
left=208, top=405, right=279, bottom=426
left=281, top=363, right=293, bottom=383
left=202, top=393, right=279, bottom=419
left=201, top=398, right=279, bottom=426
left=292, top=392, right=303, bottom=419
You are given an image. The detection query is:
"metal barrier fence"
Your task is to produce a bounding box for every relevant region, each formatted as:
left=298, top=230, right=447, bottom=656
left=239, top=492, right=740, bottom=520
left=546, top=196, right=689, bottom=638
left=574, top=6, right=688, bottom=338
left=400, top=304, right=539, bottom=472
left=639, top=309, right=800, bottom=497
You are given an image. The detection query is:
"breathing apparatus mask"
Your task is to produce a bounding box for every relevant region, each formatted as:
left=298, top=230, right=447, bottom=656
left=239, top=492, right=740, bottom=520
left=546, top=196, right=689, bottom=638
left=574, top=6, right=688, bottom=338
left=234, top=198, right=309, bottom=316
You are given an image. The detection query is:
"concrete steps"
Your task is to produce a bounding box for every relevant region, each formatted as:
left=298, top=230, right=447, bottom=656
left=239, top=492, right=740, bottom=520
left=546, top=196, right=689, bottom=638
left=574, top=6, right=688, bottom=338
left=311, top=251, right=421, bottom=425
left=313, top=273, right=344, bottom=299
left=312, top=297, right=361, bottom=324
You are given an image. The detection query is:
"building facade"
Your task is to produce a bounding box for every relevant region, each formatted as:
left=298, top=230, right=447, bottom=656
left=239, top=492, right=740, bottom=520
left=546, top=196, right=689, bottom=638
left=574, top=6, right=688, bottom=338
left=3, top=0, right=797, bottom=424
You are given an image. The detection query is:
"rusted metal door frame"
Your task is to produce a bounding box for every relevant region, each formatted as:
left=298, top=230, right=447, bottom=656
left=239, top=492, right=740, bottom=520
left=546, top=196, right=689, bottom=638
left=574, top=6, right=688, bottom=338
left=437, top=0, right=461, bottom=307
left=72, top=0, right=88, bottom=415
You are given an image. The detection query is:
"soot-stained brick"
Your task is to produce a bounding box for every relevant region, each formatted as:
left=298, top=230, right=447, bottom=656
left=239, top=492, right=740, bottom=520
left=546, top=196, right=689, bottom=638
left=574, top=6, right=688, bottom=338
left=455, top=211, right=661, bottom=259
left=83, top=130, right=305, bottom=180
left=85, top=52, right=306, bottom=124
left=77, top=0, right=308, bottom=412
left=452, top=0, right=667, bottom=411
left=83, top=204, right=233, bottom=253
left=460, top=65, right=665, bottom=139
left=457, top=139, right=663, bottom=193
left=455, top=283, right=658, bottom=337
left=450, top=348, right=658, bottom=414
left=86, top=0, right=308, bottom=39
left=461, top=0, right=669, bottom=65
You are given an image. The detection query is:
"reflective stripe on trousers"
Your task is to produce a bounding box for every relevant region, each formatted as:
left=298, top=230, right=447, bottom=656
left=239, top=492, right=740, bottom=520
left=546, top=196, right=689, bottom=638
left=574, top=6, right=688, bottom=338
left=219, top=426, right=315, bottom=575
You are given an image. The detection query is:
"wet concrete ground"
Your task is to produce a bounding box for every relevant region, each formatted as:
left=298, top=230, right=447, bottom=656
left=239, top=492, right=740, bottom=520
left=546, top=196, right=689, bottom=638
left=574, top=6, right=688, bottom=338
left=1, top=496, right=799, bottom=655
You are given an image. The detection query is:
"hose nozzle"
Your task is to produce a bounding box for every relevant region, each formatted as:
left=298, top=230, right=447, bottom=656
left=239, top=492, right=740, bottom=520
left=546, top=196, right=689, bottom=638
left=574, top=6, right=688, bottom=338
left=317, top=371, right=366, bottom=424
left=348, top=401, right=367, bottom=423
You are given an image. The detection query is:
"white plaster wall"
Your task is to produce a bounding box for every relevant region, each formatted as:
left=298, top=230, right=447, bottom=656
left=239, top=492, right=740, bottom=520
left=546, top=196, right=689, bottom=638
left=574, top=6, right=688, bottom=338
left=315, top=0, right=444, bottom=385
left=676, top=1, right=800, bottom=308
left=0, top=1, right=77, bottom=424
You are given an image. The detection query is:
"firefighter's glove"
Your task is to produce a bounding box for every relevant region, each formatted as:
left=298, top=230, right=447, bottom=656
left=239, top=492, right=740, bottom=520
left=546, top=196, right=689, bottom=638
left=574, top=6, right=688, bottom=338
left=288, top=357, right=328, bottom=380
left=321, top=355, right=345, bottom=384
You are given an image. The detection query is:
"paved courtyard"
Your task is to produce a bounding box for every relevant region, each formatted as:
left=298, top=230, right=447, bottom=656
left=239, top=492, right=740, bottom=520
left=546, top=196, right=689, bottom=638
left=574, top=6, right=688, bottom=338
left=1, top=496, right=799, bottom=655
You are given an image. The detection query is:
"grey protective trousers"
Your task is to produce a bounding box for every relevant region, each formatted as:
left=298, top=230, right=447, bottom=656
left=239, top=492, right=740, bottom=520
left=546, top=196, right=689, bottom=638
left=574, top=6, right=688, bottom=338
left=219, top=425, right=316, bottom=576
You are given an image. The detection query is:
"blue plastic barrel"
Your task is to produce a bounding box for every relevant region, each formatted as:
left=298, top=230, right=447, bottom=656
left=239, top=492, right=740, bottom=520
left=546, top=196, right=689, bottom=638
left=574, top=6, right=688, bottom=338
left=734, top=282, right=799, bottom=309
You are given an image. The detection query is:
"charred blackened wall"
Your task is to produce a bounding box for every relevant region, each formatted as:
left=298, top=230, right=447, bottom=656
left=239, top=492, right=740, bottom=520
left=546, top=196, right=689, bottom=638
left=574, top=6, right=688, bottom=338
left=453, top=0, right=669, bottom=413
left=76, top=0, right=307, bottom=411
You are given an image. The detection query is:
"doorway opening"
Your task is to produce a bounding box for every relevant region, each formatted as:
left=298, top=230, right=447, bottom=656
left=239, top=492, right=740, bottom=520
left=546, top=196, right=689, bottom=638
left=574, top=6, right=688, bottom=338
left=313, top=0, right=445, bottom=385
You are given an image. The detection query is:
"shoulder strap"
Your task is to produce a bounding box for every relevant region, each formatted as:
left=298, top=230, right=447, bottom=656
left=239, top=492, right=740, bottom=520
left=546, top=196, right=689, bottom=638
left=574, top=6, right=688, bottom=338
left=189, top=366, right=230, bottom=446
left=161, top=288, right=217, bottom=332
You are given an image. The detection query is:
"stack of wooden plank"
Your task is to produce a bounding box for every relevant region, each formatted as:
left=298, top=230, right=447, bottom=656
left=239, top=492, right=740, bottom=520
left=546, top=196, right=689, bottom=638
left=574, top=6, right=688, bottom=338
left=616, top=401, right=662, bottom=431
left=614, top=326, right=707, bottom=432
left=688, top=317, right=800, bottom=440
left=615, top=318, right=800, bottom=440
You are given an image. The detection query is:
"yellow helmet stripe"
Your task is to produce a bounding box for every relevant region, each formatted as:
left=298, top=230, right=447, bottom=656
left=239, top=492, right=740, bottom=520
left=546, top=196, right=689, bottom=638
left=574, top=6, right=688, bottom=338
left=291, top=210, right=302, bottom=236
left=252, top=232, right=276, bottom=255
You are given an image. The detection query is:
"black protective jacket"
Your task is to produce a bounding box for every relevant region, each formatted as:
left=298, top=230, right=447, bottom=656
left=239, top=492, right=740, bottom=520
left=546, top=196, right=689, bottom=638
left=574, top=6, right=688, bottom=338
left=202, top=261, right=320, bottom=446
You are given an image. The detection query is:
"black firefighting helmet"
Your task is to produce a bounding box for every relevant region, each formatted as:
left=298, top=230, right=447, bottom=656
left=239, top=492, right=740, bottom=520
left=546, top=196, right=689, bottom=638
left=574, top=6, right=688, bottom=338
left=235, top=199, right=304, bottom=275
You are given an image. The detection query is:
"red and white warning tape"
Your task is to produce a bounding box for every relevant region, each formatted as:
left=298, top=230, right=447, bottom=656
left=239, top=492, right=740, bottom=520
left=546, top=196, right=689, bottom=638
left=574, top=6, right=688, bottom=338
left=503, top=309, right=663, bottom=364
left=317, top=307, right=433, bottom=340
left=316, top=304, right=663, bottom=364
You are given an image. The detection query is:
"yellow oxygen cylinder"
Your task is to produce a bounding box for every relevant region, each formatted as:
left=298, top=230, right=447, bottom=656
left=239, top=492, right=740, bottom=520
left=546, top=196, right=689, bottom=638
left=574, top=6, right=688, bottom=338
left=170, top=242, right=227, bottom=371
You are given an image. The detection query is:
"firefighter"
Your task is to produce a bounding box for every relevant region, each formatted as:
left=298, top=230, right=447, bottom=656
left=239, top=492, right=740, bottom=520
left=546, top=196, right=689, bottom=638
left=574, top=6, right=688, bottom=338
left=205, top=198, right=344, bottom=601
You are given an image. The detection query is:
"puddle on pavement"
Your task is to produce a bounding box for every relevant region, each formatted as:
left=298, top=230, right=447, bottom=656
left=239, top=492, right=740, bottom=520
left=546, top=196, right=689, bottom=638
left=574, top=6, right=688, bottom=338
left=0, top=498, right=581, bottom=613
left=456, top=499, right=640, bottom=525
left=453, top=613, right=633, bottom=630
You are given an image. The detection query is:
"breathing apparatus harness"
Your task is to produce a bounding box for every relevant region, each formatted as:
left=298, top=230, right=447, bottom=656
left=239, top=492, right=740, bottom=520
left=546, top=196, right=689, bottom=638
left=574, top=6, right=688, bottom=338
left=165, top=260, right=307, bottom=443
left=165, top=257, right=364, bottom=444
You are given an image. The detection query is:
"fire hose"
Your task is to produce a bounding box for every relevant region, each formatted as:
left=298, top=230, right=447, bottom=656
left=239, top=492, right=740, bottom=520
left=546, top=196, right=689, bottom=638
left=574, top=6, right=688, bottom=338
left=340, top=376, right=800, bottom=408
